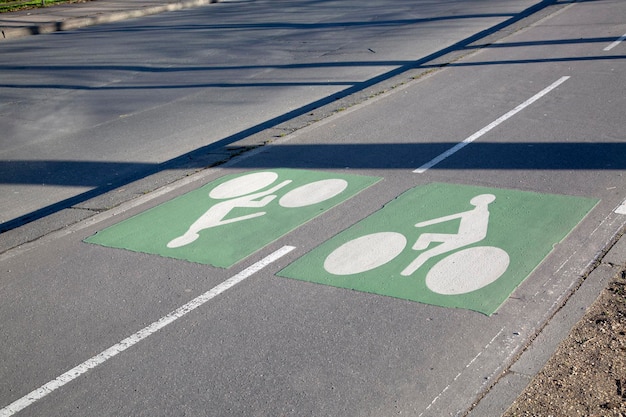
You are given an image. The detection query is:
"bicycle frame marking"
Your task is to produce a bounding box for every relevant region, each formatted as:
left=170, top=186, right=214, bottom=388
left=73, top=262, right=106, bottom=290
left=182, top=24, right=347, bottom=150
left=278, top=183, right=597, bottom=315
left=85, top=169, right=381, bottom=268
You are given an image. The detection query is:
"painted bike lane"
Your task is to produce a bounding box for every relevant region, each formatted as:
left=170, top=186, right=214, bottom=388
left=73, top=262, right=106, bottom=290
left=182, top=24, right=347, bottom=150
left=86, top=169, right=596, bottom=316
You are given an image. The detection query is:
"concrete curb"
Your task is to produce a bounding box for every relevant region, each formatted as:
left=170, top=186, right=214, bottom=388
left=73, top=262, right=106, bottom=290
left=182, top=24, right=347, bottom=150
left=1, top=0, right=219, bottom=40
left=468, top=226, right=626, bottom=416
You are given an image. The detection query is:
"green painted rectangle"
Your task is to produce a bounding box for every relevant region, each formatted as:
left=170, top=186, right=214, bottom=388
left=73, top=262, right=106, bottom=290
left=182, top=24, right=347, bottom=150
left=278, top=183, right=598, bottom=315
left=85, top=169, right=381, bottom=268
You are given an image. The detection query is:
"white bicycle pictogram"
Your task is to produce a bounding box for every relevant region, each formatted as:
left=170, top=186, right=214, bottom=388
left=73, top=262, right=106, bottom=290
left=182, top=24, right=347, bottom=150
left=323, top=194, right=510, bottom=295
left=167, top=171, right=349, bottom=248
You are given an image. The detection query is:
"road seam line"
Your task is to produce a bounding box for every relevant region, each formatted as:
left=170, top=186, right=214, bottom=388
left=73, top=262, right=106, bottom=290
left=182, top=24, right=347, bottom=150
left=0, top=245, right=295, bottom=417
left=413, top=76, right=570, bottom=174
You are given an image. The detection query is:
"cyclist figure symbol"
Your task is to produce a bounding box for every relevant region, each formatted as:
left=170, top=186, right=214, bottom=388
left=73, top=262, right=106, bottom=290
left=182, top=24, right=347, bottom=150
left=400, top=193, right=496, bottom=276
left=167, top=171, right=348, bottom=249
left=324, top=193, right=510, bottom=295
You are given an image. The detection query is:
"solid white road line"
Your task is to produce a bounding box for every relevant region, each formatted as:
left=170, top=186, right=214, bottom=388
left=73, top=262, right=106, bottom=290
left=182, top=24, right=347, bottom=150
left=604, top=33, right=626, bottom=51
left=0, top=245, right=296, bottom=417
left=413, top=76, right=570, bottom=174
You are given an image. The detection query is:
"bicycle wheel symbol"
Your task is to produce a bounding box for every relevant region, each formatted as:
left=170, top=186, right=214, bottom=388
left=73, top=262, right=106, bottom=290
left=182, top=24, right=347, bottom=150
left=279, top=178, right=348, bottom=208
left=424, top=246, right=509, bottom=295
left=324, top=232, right=407, bottom=275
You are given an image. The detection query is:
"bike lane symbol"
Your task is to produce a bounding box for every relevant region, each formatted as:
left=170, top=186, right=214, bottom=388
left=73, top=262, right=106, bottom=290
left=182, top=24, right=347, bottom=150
left=166, top=172, right=351, bottom=249
left=324, top=193, right=510, bottom=296
left=85, top=169, right=381, bottom=268
left=278, top=183, right=597, bottom=315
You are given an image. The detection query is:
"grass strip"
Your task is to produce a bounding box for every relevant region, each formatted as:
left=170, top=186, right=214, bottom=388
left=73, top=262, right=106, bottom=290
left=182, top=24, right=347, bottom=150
left=0, top=0, right=93, bottom=13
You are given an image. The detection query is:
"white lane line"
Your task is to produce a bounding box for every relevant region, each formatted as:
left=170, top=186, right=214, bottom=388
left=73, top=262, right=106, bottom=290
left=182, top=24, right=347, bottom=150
left=0, top=245, right=296, bottom=417
left=616, top=198, right=626, bottom=215
left=419, top=327, right=505, bottom=416
left=604, top=33, right=626, bottom=51
left=413, top=76, right=570, bottom=174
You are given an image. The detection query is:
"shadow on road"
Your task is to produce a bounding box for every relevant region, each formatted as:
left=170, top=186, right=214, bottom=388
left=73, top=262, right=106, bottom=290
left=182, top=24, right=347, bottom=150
left=3, top=0, right=622, bottom=233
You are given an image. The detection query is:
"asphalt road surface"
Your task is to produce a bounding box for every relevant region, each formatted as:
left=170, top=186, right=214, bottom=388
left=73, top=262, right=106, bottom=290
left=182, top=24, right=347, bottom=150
left=1, top=0, right=625, bottom=416
left=1, top=0, right=544, bottom=231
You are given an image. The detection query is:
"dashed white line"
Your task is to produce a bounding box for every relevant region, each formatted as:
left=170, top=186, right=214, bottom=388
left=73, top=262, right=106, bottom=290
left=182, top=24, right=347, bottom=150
left=604, top=33, right=626, bottom=51
left=414, top=76, right=570, bottom=174
left=419, top=327, right=505, bottom=416
left=0, top=245, right=296, bottom=417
